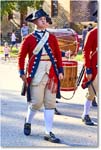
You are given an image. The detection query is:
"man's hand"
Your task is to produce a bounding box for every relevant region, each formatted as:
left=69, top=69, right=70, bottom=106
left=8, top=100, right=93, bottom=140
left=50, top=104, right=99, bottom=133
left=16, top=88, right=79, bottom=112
left=21, top=74, right=28, bottom=87
left=59, top=73, right=64, bottom=80
left=86, top=73, right=92, bottom=81
left=65, top=51, right=73, bottom=58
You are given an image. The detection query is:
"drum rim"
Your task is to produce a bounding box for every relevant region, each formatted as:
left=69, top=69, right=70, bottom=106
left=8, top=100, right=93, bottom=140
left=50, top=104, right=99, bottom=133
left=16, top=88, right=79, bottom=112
left=47, top=28, right=76, bottom=34
left=62, top=60, right=78, bottom=65
left=60, top=87, right=76, bottom=91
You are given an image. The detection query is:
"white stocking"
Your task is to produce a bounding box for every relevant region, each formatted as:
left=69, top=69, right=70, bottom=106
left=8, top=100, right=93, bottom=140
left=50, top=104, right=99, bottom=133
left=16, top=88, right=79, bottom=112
left=82, top=99, right=92, bottom=117
left=44, top=109, right=54, bottom=134
left=26, top=106, right=36, bottom=123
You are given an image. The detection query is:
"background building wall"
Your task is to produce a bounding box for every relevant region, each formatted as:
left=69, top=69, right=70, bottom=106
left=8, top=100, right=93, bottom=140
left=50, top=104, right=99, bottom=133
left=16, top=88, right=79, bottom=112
left=43, top=0, right=97, bottom=28
left=1, top=0, right=98, bottom=44
left=70, top=0, right=97, bottom=22
left=43, top=0, right=70, bottom=28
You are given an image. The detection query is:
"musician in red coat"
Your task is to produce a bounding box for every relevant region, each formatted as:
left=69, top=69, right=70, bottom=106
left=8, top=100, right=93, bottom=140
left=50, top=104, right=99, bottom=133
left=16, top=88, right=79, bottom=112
left=81, top=10, right=98, bottom=125
left=18, top=9, right=64, bottom=143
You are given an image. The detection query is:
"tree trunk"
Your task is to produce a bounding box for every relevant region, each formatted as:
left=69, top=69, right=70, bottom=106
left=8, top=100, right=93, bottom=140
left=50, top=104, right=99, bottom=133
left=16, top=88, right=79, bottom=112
left=20, top=9, right=27, bottom=27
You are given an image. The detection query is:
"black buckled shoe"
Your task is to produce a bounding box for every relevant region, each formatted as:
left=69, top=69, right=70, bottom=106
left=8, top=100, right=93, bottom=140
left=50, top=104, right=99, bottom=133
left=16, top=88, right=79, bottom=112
left=82, top=115, right=94, bottom=125
left=24, top=123, right=31, bottom=136
left=55, top=108, right=61, bottom=115
left=44, top=132, right=60, bottom=143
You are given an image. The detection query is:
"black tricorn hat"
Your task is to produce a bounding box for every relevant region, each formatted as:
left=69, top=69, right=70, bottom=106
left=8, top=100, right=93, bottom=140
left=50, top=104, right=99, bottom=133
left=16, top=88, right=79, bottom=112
left=46, top=16, right=52, bottom=24
left=93, top=10, right=97, bottom=16
left=25, top=8, right=48, bottom=22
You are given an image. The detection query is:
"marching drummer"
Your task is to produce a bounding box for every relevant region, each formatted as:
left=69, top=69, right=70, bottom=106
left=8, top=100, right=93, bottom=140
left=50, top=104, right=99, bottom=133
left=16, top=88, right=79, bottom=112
left=18, top=8, right=64, bottom=143
left=81, top=10, right=98, bottom=125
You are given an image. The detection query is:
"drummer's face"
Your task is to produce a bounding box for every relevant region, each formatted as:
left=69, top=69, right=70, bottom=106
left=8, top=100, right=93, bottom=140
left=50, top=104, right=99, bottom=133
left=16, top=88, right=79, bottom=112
left=34, top=17, right=47, bottom=30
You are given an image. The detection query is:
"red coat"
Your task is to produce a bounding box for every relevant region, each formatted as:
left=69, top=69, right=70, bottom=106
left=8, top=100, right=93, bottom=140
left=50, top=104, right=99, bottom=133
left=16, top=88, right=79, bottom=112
left=81, top=27, right=98, bottom=88
left=18, top=32, right=63, bottom=92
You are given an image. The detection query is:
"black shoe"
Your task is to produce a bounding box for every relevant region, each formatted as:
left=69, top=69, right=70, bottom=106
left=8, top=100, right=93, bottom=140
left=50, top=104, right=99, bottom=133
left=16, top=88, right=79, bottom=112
left=82, top=115, right=94, bottom=125
left=44, top=132, right=60, bottom=143
left=24, top=123, right=31, bottom=136
left=92, top=99, right=97, bottom=107
left=55, top=108, right=61, bottom=115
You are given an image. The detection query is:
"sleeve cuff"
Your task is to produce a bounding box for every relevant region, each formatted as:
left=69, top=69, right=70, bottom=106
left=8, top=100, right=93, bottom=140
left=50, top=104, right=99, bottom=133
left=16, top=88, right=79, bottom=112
left=86, top=80, right=92, bottom=88
left=19, top=70, right=25, bottom=77
left=61, top=51, right=65, bottom=57
left=86, top=68, right=92, bottom=74
left=58, top=67, right=64, bottom=74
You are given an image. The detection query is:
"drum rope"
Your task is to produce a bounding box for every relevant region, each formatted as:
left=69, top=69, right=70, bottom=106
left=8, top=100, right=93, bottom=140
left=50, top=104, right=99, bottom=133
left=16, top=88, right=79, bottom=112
left=59, top=43, right=76, bottom=46
left=58, top=39, right=78, bottom=53
left=58, top=39, right=77, bottom=44
left=61, top=88, right=77, bottom=100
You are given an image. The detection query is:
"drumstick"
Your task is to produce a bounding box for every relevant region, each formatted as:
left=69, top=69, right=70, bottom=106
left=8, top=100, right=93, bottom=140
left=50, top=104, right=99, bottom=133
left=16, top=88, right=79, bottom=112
left=90, top=82, right=96, bottom=95
left=77, top=65, right=85, bottom=86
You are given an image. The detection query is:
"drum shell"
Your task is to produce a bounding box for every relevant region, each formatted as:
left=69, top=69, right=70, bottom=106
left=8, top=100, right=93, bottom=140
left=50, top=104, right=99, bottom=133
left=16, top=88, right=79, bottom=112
left=60, top=60, right=78, bottom=91
left=57, top=34, right=78, bottom=54
left=47, top=28, right=79, bottom=55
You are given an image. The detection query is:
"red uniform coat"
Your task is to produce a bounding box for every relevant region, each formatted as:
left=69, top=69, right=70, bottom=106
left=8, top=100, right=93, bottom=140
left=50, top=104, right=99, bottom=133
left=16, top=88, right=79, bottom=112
left=18, top=32, right=63, bottom=92
left=81, top=27, right=98, bottom=88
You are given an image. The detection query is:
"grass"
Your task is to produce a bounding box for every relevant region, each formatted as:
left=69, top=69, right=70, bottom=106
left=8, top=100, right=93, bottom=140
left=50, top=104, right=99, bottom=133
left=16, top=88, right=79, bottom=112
left=0, top=46, right=83, bottom=61
left=75, top=50, right=83, bottom=61
left=0, top=46, right=19, bottom=57
left=10, top=48, right=19, bottom=57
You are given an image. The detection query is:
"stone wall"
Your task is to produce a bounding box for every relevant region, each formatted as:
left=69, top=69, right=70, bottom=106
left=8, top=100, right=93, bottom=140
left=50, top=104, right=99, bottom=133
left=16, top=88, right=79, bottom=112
left=70, top=0, right=97, bottom=22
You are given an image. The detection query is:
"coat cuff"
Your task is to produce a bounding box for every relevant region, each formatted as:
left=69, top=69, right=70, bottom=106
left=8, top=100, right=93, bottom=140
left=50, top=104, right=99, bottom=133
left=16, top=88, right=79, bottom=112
left=19, top=70, right=25, bottom=77
left=61, top=51, right=65, bottom=57
left=86, top=68, right=92, bottom=74
left=58, top=67, right=64, bottom=74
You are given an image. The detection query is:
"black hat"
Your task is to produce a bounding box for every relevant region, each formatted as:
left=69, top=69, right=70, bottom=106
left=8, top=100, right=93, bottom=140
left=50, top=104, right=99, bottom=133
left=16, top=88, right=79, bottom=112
left=93, top=10, right=97, bottom=16
left=46, top=16, right=52, bottom=24
left=25, top=8, right=48, bottom=22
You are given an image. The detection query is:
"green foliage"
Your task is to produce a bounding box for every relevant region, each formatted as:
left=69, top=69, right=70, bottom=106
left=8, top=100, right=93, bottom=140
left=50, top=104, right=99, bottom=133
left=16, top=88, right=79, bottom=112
left=16, top=0, right=44, bottom=11
left=34, top=0, right=44, bottom=9
left=1, top=1, right=16, bottom=16
left=1, top=0, right=44, bottom=17
left=75, top=51, right=83, bottom=62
